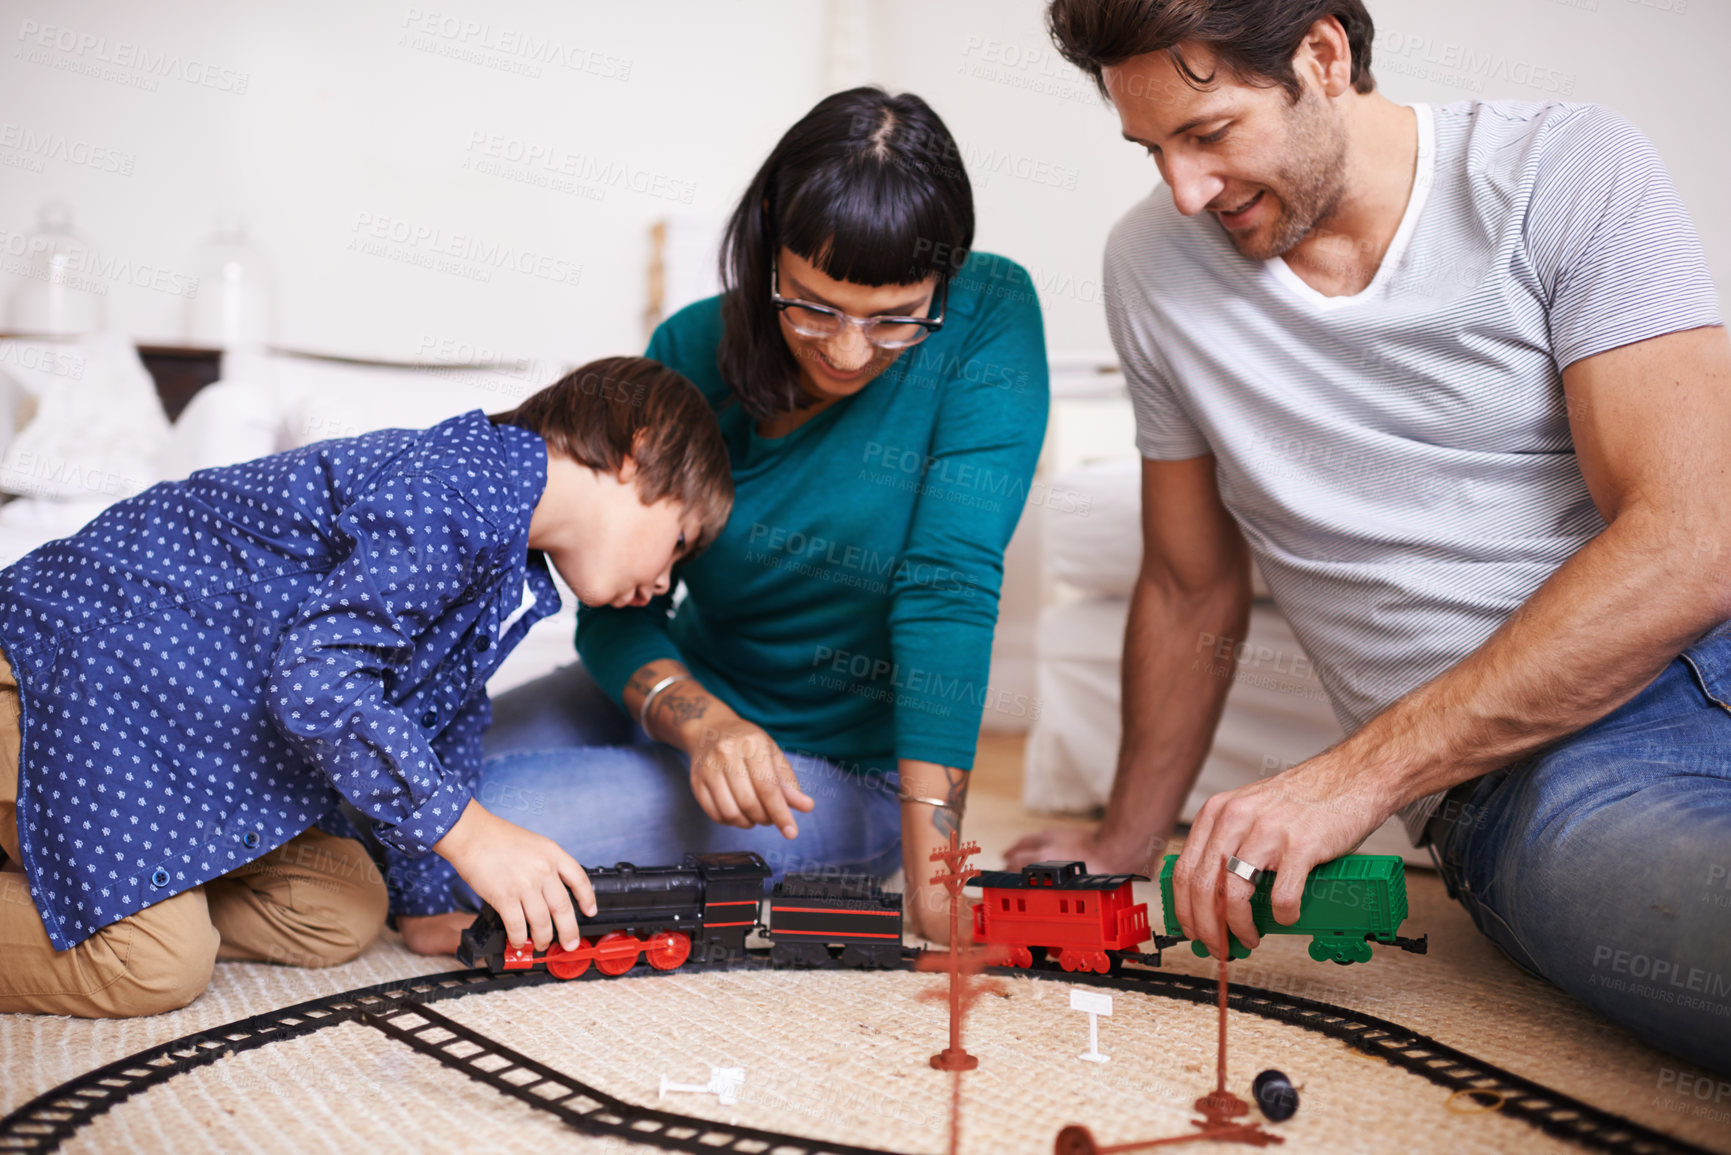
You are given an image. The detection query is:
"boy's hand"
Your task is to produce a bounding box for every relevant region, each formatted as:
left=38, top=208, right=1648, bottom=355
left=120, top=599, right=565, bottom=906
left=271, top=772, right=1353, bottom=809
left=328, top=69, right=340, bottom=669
left=432, top=798, right=597, bottom=951
left=688, top=717, right=815, bottom=839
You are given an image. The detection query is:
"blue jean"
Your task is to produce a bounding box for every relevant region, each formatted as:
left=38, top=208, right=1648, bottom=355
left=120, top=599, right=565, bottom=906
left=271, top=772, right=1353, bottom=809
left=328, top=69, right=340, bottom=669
left=468, top=663, right=903, bottom=904
left=1429, top=634, right=1731, bottom=1077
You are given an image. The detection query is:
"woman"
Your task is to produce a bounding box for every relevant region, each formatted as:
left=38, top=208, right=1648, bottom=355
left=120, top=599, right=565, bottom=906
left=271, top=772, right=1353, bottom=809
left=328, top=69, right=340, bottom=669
left=403, top=87, right=1047, bottom=950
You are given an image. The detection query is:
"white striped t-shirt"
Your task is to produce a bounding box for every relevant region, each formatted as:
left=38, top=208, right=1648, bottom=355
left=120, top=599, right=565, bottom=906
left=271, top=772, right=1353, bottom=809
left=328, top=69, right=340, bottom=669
left=1105, top=101, right=1724, bottom=844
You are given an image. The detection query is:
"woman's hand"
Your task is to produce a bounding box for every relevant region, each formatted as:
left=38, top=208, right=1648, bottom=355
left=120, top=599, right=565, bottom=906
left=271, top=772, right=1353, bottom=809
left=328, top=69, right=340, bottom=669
left=1171, top=754, right=1396, bottom=961
left=906, top=885, right=975, bottom=946
left=432, top=798, right=598, bottom=952
left=687, top=716, right=814, bottom=838
left=626, top=659, right=815, bottom=838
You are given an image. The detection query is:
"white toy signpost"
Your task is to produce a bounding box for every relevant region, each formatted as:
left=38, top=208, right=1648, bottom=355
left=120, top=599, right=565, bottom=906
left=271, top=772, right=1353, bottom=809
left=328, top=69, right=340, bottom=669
left=1070, top=988, right=1113, bottom=1063
left=659, top=1067, right=746, bottom=1106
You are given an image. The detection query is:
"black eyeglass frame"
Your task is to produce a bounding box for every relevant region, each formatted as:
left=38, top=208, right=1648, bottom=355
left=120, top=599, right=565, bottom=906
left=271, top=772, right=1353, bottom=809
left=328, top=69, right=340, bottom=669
left=769, top=265, right=948, bottom=350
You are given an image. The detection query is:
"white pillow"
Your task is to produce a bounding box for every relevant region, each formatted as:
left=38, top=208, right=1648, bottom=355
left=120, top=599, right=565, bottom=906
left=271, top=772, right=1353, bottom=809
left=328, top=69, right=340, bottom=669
left=1043, top=458, right=1143, bottom=598
left=278, top=355, right=558, bottom=449
left=1043, top=457, right=1275, bottom=600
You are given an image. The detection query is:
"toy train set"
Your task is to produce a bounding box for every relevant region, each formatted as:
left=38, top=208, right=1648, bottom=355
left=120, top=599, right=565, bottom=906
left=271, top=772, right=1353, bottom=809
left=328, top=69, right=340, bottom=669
left=459, top=851, right=1426, bottom=978
left=26, top=840, right=1679, bottom=1155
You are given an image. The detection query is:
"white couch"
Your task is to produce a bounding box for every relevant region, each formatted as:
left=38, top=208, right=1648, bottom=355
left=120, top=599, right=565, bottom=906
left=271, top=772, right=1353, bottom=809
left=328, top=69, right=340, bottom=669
left=1026, top=455, right=1425, bottom=865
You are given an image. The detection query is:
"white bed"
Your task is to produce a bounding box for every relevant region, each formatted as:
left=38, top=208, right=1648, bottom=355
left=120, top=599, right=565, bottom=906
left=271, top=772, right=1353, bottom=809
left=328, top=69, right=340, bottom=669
left=1027, top=452, right=1427, bottom=865
left=0, top=335, right=581, bottom=696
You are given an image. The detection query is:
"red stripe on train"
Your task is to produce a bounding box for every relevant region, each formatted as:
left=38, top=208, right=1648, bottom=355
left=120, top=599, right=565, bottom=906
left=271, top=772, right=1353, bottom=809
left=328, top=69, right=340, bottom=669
left=771, top=929, right=901, bottom=939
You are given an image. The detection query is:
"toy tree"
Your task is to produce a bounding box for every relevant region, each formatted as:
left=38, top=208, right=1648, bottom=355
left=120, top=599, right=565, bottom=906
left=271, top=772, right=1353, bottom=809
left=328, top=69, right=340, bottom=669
left=1052, top=888, right=1283, bottom=1154
left=915, top=831, right=1011, bottom=1155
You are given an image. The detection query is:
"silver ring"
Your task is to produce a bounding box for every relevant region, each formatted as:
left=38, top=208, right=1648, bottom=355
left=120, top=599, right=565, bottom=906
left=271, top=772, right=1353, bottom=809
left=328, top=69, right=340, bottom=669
left=1225, top=855, right=1265, bottom=884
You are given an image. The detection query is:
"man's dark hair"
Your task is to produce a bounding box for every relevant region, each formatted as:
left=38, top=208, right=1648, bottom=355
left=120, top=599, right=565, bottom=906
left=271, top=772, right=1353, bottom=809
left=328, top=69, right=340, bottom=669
left=493, top=356, right=733, bottom=553
left=1047, top=0, right=1376, bottom=102
left=717, top=86, right=974, bottom=421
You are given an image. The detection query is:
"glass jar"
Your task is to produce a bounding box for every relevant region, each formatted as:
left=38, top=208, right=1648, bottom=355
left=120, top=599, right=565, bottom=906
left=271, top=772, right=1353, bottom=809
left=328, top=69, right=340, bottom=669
left=4, top=201, right=108, bottom=336
left=183, top=216, right=276, bottom=349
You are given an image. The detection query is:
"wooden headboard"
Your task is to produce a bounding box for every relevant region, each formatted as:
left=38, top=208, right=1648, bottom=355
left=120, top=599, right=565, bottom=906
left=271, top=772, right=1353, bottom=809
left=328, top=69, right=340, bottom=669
left=136, top=345, right=223, bottom=422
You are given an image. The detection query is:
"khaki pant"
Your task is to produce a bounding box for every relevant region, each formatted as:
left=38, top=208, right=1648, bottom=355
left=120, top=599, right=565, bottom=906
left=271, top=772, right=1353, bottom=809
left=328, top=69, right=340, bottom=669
left=0, top=652, right=389, bottom=1018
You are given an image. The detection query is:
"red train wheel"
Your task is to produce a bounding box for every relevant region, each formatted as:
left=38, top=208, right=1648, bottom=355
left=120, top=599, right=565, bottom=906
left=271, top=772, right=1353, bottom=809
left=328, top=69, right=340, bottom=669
left=544, top=937, right=591, bottom=980
left=594, top=931, right=641, bottom=976
left=1091, top=951, right=1110, bottom=974
left=1011, top=946, right=1033, bottom=969
left=1057, top=948, right=1080, bottom=973
left=646, top=931, right=691, bottom=971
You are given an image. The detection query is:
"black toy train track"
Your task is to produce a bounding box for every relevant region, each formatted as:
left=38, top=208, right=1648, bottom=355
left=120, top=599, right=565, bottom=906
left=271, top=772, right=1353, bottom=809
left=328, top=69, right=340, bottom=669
left=0, top=951, right=1717, bottom=1155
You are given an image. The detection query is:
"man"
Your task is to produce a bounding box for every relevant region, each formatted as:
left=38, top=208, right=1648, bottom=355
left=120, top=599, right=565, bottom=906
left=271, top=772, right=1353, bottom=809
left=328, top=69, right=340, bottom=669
left=1009, top=0, right=1730, bottom=1074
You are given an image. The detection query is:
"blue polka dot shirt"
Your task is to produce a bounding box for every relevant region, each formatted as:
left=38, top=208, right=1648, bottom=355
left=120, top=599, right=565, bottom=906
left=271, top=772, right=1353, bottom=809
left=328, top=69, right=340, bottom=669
left=0, top=411, right=557, bottom=948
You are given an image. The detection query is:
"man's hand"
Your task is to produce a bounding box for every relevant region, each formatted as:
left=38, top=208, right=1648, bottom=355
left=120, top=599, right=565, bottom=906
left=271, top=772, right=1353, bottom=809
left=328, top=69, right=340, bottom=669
left=433, top=798, right=597, bottom=952
left=1170, top=755, right=1394, bottom=962
left=688, top=717, right=815, bottom=838
left=1003, top=825, right=1161, bottom=875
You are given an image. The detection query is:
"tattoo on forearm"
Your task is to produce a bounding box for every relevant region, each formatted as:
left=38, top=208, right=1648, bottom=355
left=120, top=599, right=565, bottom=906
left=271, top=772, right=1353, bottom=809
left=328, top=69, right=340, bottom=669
left=932, top=766, right=969, bottom=841
left=660, top=690, right=710, bottom=729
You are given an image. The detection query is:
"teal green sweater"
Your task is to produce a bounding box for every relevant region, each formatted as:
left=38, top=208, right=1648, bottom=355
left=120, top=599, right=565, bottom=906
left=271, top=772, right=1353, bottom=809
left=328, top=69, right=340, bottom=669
left=577, top=251, right=1048, bottom=774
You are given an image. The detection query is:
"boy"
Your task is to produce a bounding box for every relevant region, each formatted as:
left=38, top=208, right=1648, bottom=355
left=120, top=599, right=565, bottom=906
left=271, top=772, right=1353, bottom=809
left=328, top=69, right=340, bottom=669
left=0, top=355, right=731, bottom=1017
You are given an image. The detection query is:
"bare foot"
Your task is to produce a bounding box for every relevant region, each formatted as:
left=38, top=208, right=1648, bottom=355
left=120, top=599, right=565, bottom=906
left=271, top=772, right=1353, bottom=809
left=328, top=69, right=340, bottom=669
left=1003, top=826, right=1162, bottom=875
left=398, top=911, right=477, bottom=956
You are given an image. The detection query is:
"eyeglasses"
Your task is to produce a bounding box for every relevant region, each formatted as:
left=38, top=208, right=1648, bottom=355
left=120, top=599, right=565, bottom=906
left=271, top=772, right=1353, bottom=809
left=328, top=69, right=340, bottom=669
left=770, top=266, right=946, bottom=350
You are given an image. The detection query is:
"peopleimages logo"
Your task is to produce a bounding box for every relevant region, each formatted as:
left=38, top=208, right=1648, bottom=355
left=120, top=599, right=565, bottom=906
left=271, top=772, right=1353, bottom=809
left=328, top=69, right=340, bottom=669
left=398, top=8, right=631, bottom=81
left=346, top=212, right=583, bottom=287
left=462, top=131, right=695, bottom=204
left=0, top=228, right=199, bottom=299
left=743, top=522, right=975, bottom=598
left=810, top=646, right=1041, bottom=722
left=1374, top=30, right=1576, bottom=96
left=0, top=123, right=135, bottom=175
left=14, top=19, right=251, bottom=94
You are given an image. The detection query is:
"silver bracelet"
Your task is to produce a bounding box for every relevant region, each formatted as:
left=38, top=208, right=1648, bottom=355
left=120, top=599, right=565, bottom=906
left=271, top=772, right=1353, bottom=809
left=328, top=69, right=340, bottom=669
left=637, top=672, right=691, bottom=734
left=898, top=791, right=961, bottom=812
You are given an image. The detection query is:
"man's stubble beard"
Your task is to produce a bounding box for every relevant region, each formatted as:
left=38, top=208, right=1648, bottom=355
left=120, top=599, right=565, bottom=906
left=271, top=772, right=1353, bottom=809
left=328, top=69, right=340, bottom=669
left=1227, top=88, right=1350, bottom=262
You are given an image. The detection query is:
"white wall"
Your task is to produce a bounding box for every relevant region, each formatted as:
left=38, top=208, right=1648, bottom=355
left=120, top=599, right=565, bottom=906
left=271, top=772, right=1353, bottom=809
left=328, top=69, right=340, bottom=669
left=3, top=0, right=1723, bottom=361
left=0, top=1, right=827, bottom=363
left=868, top=0, right=1728, bottom=359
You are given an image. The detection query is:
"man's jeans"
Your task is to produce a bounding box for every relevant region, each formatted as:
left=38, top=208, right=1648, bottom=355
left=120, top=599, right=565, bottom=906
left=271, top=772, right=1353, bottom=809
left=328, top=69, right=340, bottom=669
left=1429, top=629, right=1731, bottom=1076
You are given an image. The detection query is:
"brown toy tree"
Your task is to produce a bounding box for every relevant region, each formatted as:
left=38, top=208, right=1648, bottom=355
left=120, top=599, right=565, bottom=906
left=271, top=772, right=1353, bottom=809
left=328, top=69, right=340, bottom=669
left=915, top=831, right=1011, bottom=1155
left=1052, top=888, right=1284, bottom=1153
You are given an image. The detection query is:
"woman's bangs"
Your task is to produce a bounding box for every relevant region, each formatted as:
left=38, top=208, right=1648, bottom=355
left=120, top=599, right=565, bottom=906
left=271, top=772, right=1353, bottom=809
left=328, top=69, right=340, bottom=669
left=779, top=165, right=962, bottom=288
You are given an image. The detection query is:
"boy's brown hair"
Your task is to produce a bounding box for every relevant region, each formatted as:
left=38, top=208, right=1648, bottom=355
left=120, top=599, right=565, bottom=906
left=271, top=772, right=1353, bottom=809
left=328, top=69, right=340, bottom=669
left=1047, top=0, right=1377, bottom=103
left=492, top=356, right=733, bottom=552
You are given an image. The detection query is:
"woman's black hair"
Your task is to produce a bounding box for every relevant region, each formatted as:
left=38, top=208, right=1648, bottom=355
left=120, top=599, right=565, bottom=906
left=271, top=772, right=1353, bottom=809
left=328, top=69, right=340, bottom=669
left=717, top=86, right=975, bottom=420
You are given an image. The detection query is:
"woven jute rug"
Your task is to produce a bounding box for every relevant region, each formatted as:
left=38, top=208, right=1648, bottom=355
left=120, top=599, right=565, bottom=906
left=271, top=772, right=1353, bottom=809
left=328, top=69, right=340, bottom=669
left=4, top=862, right=1728, bottom=1155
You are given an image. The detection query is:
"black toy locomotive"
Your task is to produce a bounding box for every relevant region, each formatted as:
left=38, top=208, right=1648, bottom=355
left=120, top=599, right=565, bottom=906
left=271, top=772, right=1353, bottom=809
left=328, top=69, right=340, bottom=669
left=457, top=851, right=907, bottom=978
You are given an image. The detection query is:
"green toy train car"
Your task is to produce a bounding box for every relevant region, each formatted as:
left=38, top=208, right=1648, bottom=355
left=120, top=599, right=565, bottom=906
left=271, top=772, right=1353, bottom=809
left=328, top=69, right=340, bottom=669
left=1157, top=853, right=1428, bottom=965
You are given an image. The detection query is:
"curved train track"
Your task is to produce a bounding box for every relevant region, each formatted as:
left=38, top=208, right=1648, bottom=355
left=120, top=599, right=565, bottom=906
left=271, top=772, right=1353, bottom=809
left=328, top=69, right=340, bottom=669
left=0, top=951, right=1717, bottom=1155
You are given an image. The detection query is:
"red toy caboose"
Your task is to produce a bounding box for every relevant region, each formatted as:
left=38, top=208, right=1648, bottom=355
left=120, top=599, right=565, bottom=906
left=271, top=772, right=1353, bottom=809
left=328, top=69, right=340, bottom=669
left=968, top=860, right=1151, bottom=973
